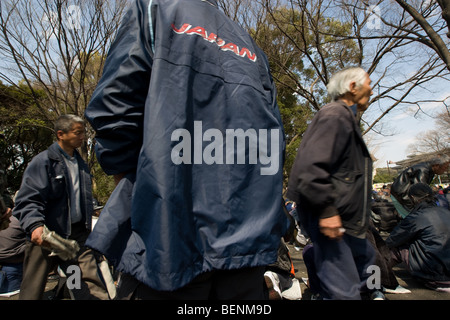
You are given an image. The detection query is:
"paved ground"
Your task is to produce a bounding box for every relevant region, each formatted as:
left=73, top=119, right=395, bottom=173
left=0, top=275, right=60, bottom=300
left=287, top=243, right=450, bottom=300
left=1, top=243, right=449, bottom=301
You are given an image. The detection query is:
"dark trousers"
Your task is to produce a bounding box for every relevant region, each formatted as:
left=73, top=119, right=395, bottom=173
left=389, top=246, right=450, bottom=290
left=306, top=221, right=375, bottom=300
left=366, top=225, right=399, bottom=289
left=19, top=223, right=109, bottom=300
left=117, top=266, right=267, bottom=300
left=0, top=263, right=23, bottom=293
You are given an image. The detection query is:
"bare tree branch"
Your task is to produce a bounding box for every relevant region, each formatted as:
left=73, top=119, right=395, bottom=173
left=0, top=0, right=128, bottom=161
left=394, top=0, right=450, bottom=71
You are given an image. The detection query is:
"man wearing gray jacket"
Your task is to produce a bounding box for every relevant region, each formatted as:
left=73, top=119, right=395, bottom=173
left=287, top=67, right=376, bottom=299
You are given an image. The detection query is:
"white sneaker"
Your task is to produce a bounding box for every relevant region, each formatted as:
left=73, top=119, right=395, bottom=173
left=384, top=285, right=411, bottom=294
left=0, top=289, right=20, bottom=297
left=296, top=232, right=309, bottom=247
left=264, top=271, right=282, bottom=300
left=370, top=290, right=386, bottom=300
left=281, top=278, right=302, bottom=300
left=436, top=287, right=450, bottom=293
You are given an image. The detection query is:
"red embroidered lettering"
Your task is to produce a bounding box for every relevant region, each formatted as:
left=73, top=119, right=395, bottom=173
left=216, top=38, right=225, bottom=47
left=206, top=33, right=217, bottom=43
left=185, top=26, right=207, bottom=39
left=171, top=23, right=257, bottom=62
left=239, top=48, right=257, bottom=62
left=221, top=43, right=240, bottom=55
left=172, top=23, right=192, bottom=34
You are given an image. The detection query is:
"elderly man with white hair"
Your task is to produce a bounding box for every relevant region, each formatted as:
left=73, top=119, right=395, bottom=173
left=287, top=67, right=377, bottom=299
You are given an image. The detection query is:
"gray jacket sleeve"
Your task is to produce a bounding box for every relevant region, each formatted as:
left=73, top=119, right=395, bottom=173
left=287, top=106, right=353, bottom=219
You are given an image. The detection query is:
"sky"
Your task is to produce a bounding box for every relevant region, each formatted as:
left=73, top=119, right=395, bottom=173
left=367, top=95, right=448, bottom=168
left=1, top=0, right=448, bottom=172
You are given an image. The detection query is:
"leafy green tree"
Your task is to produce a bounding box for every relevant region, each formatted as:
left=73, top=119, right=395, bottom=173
left=0, top=0, right=128, bottom=201
left=373, top=169, right=395, bottom=184
left=0, top=81, right=54, bottom=191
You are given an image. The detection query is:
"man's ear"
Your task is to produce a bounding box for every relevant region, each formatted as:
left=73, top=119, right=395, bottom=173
left=56, top=130, right=64, bottom=141
left=349, top=81, right=357, bottom=95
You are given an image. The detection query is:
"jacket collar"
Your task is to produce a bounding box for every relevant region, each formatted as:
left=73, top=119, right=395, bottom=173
left=48, top=141, right=80, bottom=162
left=334, top=100, right=371, bottom=156
left=412, top=200, right=437, bottom=212
left=202, top=0, right=218, bottom=7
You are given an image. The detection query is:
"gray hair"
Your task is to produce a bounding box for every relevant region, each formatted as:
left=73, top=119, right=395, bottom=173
left=54, top=114, right=84, bottom=137
left=429, top=155, right=450, bottom=166
left=327, top=67, right=368, bottom=101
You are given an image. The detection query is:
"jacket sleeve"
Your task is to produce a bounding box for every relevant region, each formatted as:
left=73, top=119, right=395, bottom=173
left=385, top=214, right=419, bottom=248
left=287, top=108, right=353, bottom=219
left=12, top=155, right=48, bottom=235
left=85, top=0, right=153, bottom=175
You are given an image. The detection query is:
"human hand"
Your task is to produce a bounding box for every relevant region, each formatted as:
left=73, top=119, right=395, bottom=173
left=319, top=215, right=345, bottom=240
left=31, top=226, right=49, bottom=247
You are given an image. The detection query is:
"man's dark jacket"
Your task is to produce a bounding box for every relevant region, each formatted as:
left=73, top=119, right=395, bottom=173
left=390, top=162, right=435, bottom=211
left=287, top=100, right=373, bottom=239
left=85, top=0, right=288, bottom=291
left=386, top=201, right=450, bottom=281
left=13, top=142, right=93, bottom=239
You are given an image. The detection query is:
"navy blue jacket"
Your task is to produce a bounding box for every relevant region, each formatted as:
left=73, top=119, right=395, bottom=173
left=386, top=202, right=450, bottom=281
left=85, top=0, right=288, bottom=291
left=13, top=142, right=93, bottom=238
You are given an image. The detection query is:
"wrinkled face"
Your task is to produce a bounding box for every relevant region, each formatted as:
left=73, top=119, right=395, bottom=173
left=354, top=74, right=373, bottom=112
left=57, top=123, right=85, bottom=150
